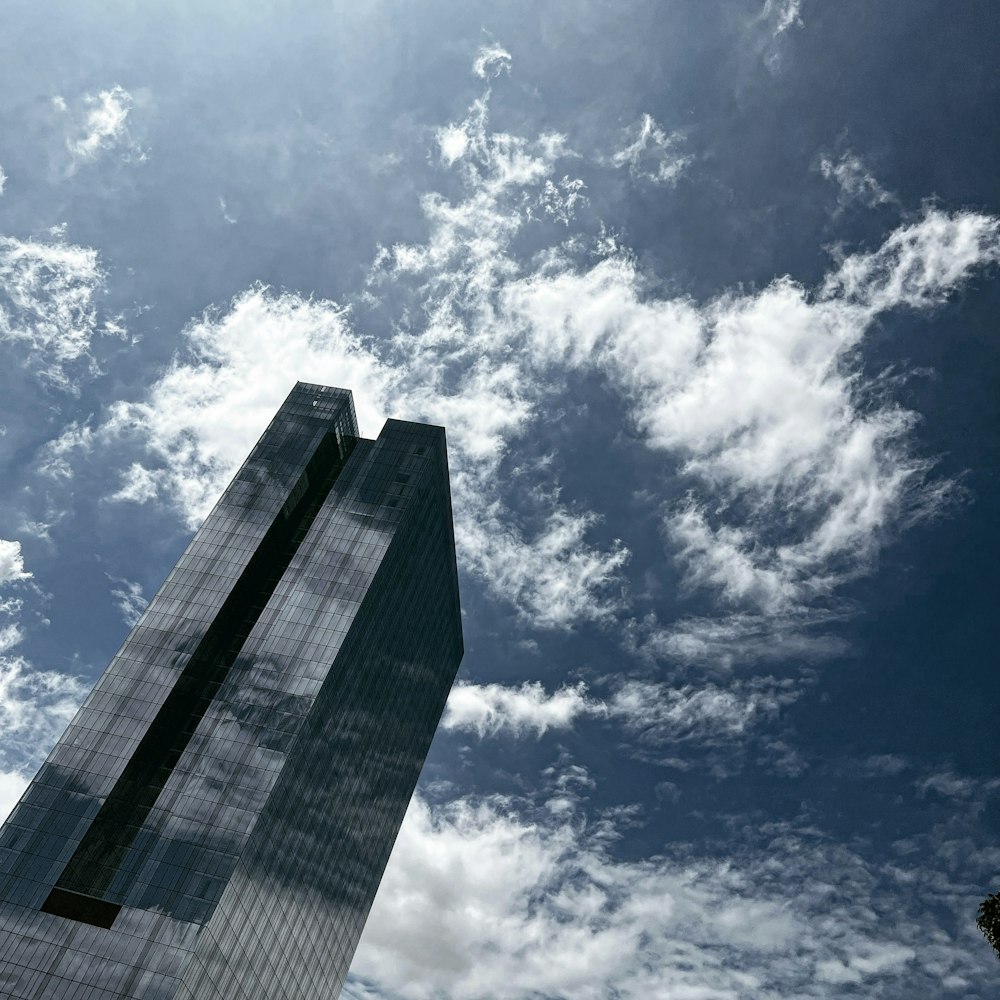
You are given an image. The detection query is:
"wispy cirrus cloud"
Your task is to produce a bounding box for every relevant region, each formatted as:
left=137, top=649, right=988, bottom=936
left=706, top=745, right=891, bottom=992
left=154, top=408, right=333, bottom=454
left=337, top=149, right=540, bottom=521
left=761, top=0, right=804, bottom=36
left=608, top=113, right=692, bottom=186
left=820, top=150, right=896, bottom=210
left=609, top=676, right=801, bottom=746
left=54, top=84, right=146, bottom=174
left=628, top=609, right=850, bottom=671
left=0, top=233, right=115, bottom=391
left=108, top=576, right=147, bottom=628
left=824, top=208, right=1000, bottom=310
left=472, top=42, right=512, bottom=81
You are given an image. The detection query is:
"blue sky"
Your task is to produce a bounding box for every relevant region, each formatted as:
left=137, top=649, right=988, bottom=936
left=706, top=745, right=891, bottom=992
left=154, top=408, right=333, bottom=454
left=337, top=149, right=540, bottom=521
left=2, top=1, right=1000, bottom=996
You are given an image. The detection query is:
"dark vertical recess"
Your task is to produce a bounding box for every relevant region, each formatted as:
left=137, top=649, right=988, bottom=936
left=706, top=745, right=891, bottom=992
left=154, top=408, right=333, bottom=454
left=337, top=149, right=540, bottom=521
left=41, top=431, right=354, bottom=927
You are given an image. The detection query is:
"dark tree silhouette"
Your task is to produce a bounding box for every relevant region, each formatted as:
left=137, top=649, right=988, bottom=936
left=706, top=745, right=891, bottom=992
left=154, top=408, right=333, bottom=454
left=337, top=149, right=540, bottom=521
left=977, top=892, right=1000, bottom=960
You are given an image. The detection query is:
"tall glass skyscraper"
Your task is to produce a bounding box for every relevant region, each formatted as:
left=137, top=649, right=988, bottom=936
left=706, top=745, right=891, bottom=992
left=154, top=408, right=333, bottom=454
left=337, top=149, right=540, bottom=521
left=0, top=383, right=464, bottom=999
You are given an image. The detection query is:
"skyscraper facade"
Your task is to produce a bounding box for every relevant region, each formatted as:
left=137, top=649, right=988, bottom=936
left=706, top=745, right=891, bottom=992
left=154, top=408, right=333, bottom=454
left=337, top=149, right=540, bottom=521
left=0, top=383, right=464, bottom=1000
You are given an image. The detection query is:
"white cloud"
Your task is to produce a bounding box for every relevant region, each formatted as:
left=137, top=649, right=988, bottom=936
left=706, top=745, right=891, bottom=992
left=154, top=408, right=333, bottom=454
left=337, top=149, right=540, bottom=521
left=862, top=754, right=909, bottom=776
left=825, top=209, right=1000, bottom=312
left=916, top=771, right=979, bottom=800
left=0, top=655, right=85, bottom=777
left=0, top=769, right=27, bottom=825
left=440, top=669, right=802, bottom=751
left=609, top=676, right=800, bottom=746
left=0, top=625, right=23, bottom=654
left=436, top=670, right=802, bottom=759
left=436, top=124, right=470, bottom=166
left=0, top=165, right=7, bottom=195
left=533, top=176, right=588, bottom=226
left=37, top=419, right=99, bottom=480
left=815, top=943, right=916, bottom=984
left=0, top=627, right=87, bottom=823
left=631, top=610, right=849, bottom=670
left=456, top=504, right=628, bottom=628
left=0, top=655, right=77, bottom=737
left=0, top=541, right=86, bottom=818
left=670, top=508, right=805, bottom=614
left=92, top=285, right=626, bottom=628
left=609, top=113, right=692, bottom=186
left=499, top=210, right=999, bottom=647
left=0, top=540, right=31, bottom=584
left=57, top=84, right=146, bottom=171
left=0, top=234, right=110, bottom=390
left=102, top=287, right=395, bottom=526
left=820, top=151, right=895, bottom=209
left=761, top=0, right=803, bottom=35
left=218, top=196, right=238, bottom=225
left=340, top=982, right=386, bottom=1000
left=472, top=43, right=512, bottom=80
left=350, top=794, right=793, bottom=1000
left=346, top=793, right=981, bottom=1000
left=0, top=551, right=26, bottom=660
left=108, top=576, right=147, bottom=628
left=443, top=681, right=601, bottom=738
left=110, top=461, right=160, bottom=503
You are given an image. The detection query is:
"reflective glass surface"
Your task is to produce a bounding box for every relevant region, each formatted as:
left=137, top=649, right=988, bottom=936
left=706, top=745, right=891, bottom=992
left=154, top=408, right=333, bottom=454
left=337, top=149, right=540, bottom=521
left=0, top=384, right=464, bottom=999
